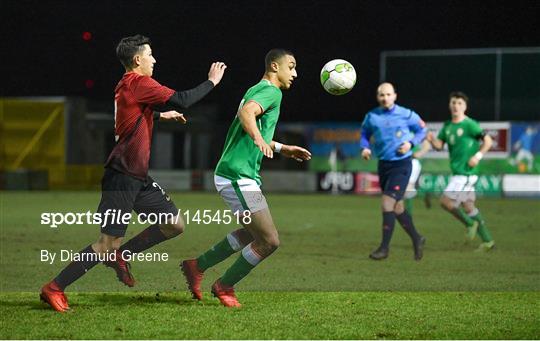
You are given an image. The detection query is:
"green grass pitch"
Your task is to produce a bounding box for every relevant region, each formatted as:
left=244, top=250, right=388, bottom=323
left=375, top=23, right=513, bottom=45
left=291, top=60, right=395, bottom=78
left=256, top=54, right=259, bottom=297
left=1, top=192, right=539, bottom=339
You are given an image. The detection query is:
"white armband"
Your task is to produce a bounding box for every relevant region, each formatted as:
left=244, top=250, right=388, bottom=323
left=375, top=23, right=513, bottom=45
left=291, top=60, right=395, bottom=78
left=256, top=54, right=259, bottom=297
left=274, top=142, right=283, bottom=153
left=474, top=151, right=484, bottom=160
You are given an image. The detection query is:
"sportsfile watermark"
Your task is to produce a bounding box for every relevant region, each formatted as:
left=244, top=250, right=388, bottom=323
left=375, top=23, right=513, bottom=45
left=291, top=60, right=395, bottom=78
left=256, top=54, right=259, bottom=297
left=2, top=193, right=538, bottom=293
left=40, top=209, right=252, bottom=228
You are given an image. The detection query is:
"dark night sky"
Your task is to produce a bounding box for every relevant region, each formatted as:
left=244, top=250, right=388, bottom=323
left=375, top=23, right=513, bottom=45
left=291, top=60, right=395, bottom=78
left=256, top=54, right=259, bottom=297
left=3, top=0, right=540, bottom=122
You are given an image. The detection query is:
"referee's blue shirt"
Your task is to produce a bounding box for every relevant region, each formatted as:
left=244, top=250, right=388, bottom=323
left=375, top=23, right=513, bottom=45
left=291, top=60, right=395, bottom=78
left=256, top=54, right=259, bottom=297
left=360, top=104, right=427, bottom=161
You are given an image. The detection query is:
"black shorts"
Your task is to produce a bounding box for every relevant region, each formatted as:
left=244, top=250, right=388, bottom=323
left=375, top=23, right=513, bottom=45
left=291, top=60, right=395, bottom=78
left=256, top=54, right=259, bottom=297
left=378, top=157, right=412, bottom=201
left=96, top=168, right=178, bottom=237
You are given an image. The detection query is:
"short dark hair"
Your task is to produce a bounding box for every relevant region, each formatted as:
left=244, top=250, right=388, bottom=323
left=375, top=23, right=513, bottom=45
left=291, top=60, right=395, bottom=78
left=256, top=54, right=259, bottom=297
left=449, top=91, right=469, bottom=104
left=116, top=34, right=151, bottom=69
left=265, top=48, right=294, bottom=71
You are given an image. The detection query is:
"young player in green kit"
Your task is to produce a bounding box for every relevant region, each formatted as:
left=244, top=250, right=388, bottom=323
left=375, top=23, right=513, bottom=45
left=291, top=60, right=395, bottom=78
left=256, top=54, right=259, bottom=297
left=180, top=49, right=312, bottom=307
left=427, top=91, right=495, bottom=251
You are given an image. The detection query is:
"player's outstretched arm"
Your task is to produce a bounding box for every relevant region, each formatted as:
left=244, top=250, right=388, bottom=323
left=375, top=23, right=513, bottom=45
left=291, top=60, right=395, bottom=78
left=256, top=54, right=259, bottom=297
left=156, top=62, right=227, bottom=111
left=238, top=101, right=273, bottom=158
left=271, top=141, right=312, bottom=162
left=207, top=62, right=227, bottom=86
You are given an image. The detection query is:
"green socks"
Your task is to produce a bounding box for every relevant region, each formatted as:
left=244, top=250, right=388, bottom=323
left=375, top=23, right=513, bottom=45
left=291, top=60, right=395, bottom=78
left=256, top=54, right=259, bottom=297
left=452, top=207, right=475, bottom=227
left=195, top=236, right=265, bottom=287
left=470, top=211, right=493, bottom=242
left=221, top=244, right=262, bottom=286
left=196, top=237, right=236, bottom=272
left=220, top=254, right=256, bottom=286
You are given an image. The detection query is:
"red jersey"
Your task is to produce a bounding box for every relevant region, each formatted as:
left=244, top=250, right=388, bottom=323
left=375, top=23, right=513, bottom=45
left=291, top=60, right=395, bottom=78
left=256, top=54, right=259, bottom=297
left=105, top=72, right=175, bottom=180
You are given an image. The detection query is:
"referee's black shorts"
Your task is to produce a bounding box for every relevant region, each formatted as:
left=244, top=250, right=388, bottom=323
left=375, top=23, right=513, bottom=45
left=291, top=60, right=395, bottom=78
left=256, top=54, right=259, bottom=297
left=378, top=157, right=412, bottom=201
left=96, top=168, right=178, bottom=237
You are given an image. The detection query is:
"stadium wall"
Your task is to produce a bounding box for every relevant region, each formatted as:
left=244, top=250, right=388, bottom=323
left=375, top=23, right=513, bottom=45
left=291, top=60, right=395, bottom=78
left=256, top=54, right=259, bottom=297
left=2, top=98, right=539, bottom=197
left=143, top=169, right=540, bottom=198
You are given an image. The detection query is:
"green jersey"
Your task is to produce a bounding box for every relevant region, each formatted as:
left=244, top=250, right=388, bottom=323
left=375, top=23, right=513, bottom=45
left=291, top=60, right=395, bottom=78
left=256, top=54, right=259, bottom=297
left=437, top=117, right=484, bottom=175
left=215, top=79, right=282, bottom=185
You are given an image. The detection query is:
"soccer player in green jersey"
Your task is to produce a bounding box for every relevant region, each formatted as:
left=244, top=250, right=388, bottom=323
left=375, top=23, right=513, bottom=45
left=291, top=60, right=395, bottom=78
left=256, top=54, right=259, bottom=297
left=181, top=49, right=312, bottom=307
left=427, top=91, right=495, bottom=251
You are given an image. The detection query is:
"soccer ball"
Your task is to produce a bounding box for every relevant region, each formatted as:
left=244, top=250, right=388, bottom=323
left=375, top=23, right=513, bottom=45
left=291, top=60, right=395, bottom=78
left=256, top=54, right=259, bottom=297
left=320, top=59, right=356, bottom=95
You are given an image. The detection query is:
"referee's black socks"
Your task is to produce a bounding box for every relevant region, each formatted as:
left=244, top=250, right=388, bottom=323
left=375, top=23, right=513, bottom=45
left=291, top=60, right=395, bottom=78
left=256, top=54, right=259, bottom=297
left=396, top=211, right=421, bottom=241
left=380, top=211, right=396, bottom=249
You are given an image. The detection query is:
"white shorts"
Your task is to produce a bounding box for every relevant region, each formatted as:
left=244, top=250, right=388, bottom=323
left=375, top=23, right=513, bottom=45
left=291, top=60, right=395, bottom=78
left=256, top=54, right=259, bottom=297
left=443, top=175, right=478, bottom=203
left=404, top=158, right=422, bottom=199
left=214, top=175, right=268, bottom=214
left=409, top=158, right=422, bottom=184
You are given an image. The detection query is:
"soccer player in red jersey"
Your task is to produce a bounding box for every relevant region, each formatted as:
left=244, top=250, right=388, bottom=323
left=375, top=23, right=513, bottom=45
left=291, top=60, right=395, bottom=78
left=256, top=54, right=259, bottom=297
left=40, top=35, right=226, bottom=312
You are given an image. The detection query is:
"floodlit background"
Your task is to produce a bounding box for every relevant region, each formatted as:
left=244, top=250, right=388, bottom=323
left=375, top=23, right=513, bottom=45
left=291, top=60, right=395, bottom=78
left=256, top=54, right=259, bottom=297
left=1, top=1, right=539, bottom=339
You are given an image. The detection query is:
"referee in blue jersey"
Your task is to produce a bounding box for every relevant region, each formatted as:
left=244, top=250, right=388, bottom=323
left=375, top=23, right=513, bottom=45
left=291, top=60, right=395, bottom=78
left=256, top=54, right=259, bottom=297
left=361, top=83, right=427, bottom=260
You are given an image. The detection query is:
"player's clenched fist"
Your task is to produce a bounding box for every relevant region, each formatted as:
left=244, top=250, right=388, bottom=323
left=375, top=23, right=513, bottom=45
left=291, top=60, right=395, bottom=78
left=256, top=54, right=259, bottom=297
left=397, top=141, right=412, bottom=154
left=362, top=148, right=372, bottom=160
left=468, top=155, right=480, bottom=167
left=208, top=62, right=227, bottom=86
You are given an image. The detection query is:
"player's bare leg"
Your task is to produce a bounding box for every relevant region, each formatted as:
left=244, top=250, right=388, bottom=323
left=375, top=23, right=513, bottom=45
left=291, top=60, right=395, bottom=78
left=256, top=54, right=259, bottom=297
left=212, top=208, right=278, bottom=307
left=182, top=227, right=253, bottom=300
left=441, top=195, right=473, bottom=226
left=440, top=195, right=478, bottom=241
left=92, top=233, right=124, bottom=254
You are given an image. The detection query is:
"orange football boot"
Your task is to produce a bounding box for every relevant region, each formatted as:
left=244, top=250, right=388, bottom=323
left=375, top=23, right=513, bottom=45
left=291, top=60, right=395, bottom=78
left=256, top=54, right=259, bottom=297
left=40, top=280, right=70, bottom=312
left=211, top=279, right=241, bottom=308
left=103, top=250, right=135, bottom=287
left=180, top=259, right=204, bottom=300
